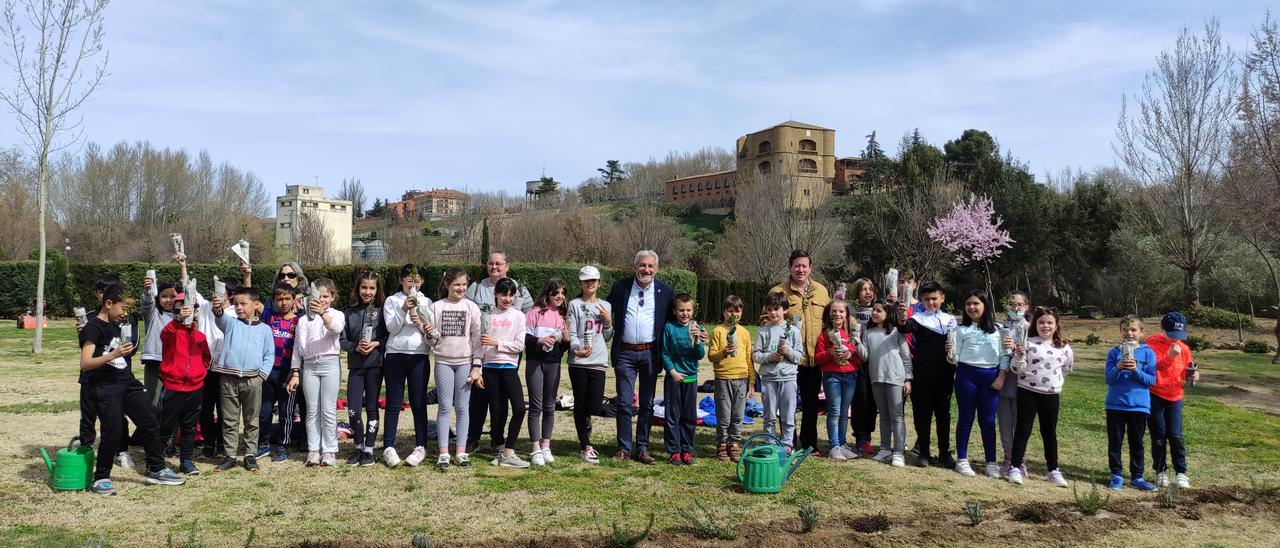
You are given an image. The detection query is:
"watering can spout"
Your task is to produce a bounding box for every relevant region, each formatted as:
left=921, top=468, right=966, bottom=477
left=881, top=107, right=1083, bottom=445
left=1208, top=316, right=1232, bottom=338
left=39, top=447, right=54, bottom=475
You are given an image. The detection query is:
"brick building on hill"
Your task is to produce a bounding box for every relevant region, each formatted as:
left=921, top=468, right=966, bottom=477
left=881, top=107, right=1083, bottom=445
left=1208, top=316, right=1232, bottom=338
left=387, top=188, right=468, bottom=219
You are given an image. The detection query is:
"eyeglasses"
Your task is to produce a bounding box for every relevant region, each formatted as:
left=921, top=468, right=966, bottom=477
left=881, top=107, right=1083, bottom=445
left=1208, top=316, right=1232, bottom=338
left=487, top=262, right=506, bottom=267
left=638, top=289, right=646, bottom=308
left=280, top=272, right=297, bottom=279
left=1034, top=306, right=1059, bottom=314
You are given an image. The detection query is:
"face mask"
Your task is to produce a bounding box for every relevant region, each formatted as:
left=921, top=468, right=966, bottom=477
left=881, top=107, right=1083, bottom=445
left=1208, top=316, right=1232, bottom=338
left=1007, top=310, right=1024, bottom=320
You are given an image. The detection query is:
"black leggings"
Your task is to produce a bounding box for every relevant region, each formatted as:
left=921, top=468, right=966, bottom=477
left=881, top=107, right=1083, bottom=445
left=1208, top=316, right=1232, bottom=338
left=851, top=366, right=877, bottom=442
left=383, top=353, right=429, bottom=448
left=347, top=367, right=383, bottom=449
left=1011, top=388, right=1060, bottom=470
left=485, top=368, right=525, bottom=449
left=911, top=366, right=954, bottom=458
left=569, top=367, right=606, bottom=450
left=157, top=388, right=203, bottom=461
left=92, top=381, right=166, bottom=480
left=796, top=366, right=822, bottom=451
left=199, top=378, right=223, bottom=452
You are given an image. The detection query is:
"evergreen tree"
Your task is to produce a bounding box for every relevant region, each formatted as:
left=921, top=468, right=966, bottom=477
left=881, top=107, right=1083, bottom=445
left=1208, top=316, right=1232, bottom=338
left=480, top=217, right=491, bottom=263
left=863, top=131, right=886, bottom=160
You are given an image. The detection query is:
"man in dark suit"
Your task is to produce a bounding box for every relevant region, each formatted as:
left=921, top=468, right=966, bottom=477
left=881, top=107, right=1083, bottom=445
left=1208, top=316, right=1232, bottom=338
left=606, top=249, right=674, bottom=464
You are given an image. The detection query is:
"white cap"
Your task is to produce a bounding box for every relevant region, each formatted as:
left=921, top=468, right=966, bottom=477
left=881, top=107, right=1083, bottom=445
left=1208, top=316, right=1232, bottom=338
left=578, top=265, right=601, bottom=281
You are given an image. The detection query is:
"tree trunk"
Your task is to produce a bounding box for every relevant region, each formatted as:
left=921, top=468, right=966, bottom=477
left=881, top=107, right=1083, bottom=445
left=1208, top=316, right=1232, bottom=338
left=32, top=152, right=47, bottom=354
left=1184, top=265, right=1200, bottom=308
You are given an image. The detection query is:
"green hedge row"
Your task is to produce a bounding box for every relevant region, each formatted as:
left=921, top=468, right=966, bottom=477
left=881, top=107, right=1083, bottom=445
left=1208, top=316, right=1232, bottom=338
left=1183, top=305, right=1256, bottom=330
left=3, top=261, right=696, bottom=317
left=694, top=279, right=775, bottom=324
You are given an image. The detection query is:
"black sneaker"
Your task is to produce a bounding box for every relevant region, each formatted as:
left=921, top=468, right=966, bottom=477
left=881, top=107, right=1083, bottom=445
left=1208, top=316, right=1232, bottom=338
left=243, top=455, right=259, bottom=472
left=937, top=453, right=957, bottom=469
left=358, top=452, right=375, bottom=467
left=255, top=444, right=271, bottom=458
left=179, top=460, right=199, bottom=475
left=144, top=467, right=186, bottom=486
left=201, top=446, right=216, bottom=460
left=915, top=455, right=932, bottom=468
left=346, top=450, right=363, bottom=465
left=214, top=456, right=237, bottom=472
left=271, top=446, right=289, bottom=463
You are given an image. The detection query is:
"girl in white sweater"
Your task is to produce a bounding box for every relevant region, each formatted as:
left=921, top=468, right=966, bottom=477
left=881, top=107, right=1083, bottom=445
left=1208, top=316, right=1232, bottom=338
left=1007, top=307, right=1074, bottom=487
left=862, top=299, right=913, bottom=467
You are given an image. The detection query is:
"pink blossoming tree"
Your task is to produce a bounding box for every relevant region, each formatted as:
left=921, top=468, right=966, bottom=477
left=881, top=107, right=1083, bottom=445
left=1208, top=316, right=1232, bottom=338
left=927, top=194, right=1014, bottom=294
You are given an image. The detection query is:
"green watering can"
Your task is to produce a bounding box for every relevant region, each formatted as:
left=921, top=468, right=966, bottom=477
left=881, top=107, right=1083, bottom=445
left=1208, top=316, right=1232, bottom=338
left=735, top=433, right=811, bottom=494
left=39, top=437, right=95, bottom=491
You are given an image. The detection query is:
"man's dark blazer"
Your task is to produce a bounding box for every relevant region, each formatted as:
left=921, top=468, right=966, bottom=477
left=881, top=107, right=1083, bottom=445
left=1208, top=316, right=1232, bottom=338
left=606, top=276, right=674, bottom=366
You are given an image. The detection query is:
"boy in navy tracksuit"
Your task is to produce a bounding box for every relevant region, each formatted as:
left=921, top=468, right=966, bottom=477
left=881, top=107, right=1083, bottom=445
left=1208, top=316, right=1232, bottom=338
left=1104, top=316, right=1158, bottom=491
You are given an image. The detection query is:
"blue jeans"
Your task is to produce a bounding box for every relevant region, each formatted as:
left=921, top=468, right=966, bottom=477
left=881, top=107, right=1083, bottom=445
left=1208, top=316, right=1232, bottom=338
left=822, top=371, right=856, bottom=448
left=954, top=363, right=999, bottom=462
left=614, top=349, right=659, bottom=453
left=1149, top=395, right=1186, bottom=474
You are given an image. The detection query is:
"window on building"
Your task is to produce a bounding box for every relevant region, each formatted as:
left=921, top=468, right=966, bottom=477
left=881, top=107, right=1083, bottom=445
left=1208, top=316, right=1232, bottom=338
left=798, top=159, right=818, bottom=173
left=759, top=140, right=772, bottom=154
left=302, top=188, right=310, bottom=194
left=803, top=189, right=810, bottom=196
left=759, top=161, right=772, bottom=175
left=280, top=222, right=291, bottom=228
left=698, top=182, right=704, bottom=191
left=715, top=180, right=721, bottom=189
left=799, top=139, right=817, bottom=152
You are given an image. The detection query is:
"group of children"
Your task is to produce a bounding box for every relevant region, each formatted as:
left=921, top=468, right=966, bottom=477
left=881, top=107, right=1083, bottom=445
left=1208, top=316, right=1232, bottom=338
left=75, top=259, right=1199, bottom=496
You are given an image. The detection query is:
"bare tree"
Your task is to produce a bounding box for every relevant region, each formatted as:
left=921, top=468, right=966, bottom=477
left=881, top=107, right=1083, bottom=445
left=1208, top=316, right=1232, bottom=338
left=868, top=176, right=960, bottom=283
left=715, top=169, right=843, bottom=283
left=292, top=211, right=334, bottom=265
left=606, top=205, right=689, bottom=269
left=1115, top=19, right=1237, bottom=307
left=0, top=146, right=40, bottom=259
left=2, top=0, right=108, bottom=352
left=382, top=219, right=438, bottom=265
left=339, top=177, right=366, bottom=217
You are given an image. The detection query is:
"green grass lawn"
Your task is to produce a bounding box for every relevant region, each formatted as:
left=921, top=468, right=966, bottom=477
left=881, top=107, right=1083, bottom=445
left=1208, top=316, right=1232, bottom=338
left=2, top=321, right=1279, bottom=546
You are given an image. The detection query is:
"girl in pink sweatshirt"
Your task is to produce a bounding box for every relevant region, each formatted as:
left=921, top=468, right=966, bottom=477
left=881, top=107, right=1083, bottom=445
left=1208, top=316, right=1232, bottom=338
left=429, top=267, right=482, bottom=469
left=470, top=277, right=528, bottom=468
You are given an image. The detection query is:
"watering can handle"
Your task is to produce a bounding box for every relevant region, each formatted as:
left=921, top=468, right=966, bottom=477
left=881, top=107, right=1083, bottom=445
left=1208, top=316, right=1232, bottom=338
left=40, top=447, right=53, bottom=474
left=67, top=436, right=82, bottom=452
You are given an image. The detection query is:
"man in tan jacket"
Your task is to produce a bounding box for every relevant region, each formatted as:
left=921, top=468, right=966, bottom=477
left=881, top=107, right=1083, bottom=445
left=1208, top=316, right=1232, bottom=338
left=767, top=250, right=830, bottom=454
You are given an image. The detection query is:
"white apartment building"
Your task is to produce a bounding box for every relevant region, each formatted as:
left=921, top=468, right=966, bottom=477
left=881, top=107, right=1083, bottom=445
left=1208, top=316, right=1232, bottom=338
left=275, top=184, right=353, bottom=264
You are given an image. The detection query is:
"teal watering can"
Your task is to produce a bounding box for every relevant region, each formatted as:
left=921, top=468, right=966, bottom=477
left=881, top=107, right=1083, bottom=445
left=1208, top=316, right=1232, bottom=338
left=39, top=436, right=95, bottom=491
left=735, top=433, right=810, bottom=494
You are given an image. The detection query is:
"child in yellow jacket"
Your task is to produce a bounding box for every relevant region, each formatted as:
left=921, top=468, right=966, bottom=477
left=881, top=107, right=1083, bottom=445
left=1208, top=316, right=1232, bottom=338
left=708, top=295, right=754, bottom=462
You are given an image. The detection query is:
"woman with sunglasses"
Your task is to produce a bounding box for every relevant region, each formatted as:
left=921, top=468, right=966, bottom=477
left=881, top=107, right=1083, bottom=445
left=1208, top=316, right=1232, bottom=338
left=240, top=261, right=310, bottom=322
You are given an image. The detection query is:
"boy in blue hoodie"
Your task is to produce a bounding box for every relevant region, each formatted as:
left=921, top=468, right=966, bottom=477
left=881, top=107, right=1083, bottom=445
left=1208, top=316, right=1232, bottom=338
left=662, top=293, right=707, bottom=465
left=211, top=287, right=275, bottom=473
left=1104, top=316, right=1158, bottom=491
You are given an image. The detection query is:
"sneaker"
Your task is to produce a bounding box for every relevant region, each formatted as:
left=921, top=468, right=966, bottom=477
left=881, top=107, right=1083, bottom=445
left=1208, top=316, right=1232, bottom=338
left=1176, top=473, right=1191, bottom=489
left=1008, top=467, right=1024, bottom=485
left=243, top=455, right=259, bottom=472
left=1131, top=477, right=1158, bottom=491
left=405, top=446, right=427, bottom=467
left=542, top=450, right=555, bottom=464
left=271, top=446, right=289, bottom=463
left=465, top=440, right=480, bottom=455
left=435, top=453, right=451, bottom=470
left=871, top=448, right=892, bottom=463
left=321, top=453, right=337, bottom=467
left=383, top=447, right=402, bottom=468
left=1109, top=474, right=1125, bottom=491
left=915, top=455, right=932, bottom=468
left=681, top=452, right=694, bottom=465
left=178, top=460, right=199, bottom=475
left=938, top=453, right=957, bottom=469
left=214, top=456, right=237, bottom=472
left=358, top=452, right=375, bottom=467
left=1156, top=472, right=1169, bottom=487
left=857, top=441, right=875, bottom=456
left=144, top=467, right=186, bottom=486
left=829, top=446, right=848, bottom=461
left=531, top=450, right=547, bottom=466
left=346, top=450, right=363, bottom=465
left=497, top=453, right=531, bottom=468
left=455, top=453, right=471, bottom=467
left=986, top=463, right=1002, bottom=479
left=201, top=446, right=216, bottom=460
left=255, top=445, right=271, bottom=459
left=305, top=452, right=321, bottom=467
left=116, top=452, right=135, bottom=471
left=580, top=448, right=600, bottom=464
left=890, top=453, right=905, bottom=467
left=91, top=478, right=117, bottom=496
left=668, top=453, right=682, bottom=465
left=1047, top=469, right=1069, bottom=488
left=955, top=459, right=976, bottom=477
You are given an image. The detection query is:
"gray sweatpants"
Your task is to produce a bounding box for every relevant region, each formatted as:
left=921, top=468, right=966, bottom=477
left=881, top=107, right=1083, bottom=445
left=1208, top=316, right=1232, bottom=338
left=760, top=379, right=797, bottom=448
left=302, top=355, right=341, bottom=454
left=219, top=374, right=263, bottom=458
left=435, top=361, right=472, bottom=450
left=525, top=358, right=561, bottom=442
left=873, top=382, right=907, bottom=454
left=714, top=379, right=748, bottom=445
left=998, top=390, right=1018, bottom=462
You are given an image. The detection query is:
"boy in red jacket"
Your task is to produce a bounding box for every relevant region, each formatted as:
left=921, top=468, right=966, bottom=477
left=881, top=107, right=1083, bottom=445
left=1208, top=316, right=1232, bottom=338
left=159, top=294, right=212, bottom=475
left=1144, top=311, right=1200, bottom=490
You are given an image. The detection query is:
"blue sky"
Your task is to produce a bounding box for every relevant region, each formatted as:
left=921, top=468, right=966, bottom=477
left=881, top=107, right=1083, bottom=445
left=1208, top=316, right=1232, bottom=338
left=1, top=0, right=1269, bottom=203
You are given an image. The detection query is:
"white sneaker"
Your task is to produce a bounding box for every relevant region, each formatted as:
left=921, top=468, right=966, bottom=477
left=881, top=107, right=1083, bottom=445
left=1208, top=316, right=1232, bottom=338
left=497, top=453, right=530, bottom=468
left=581, top=448, right=600, bottom=464
left=1156, top=472, right=1169, bottom=487
left=986, top=463, right=1002, bottom=479
left=321, top=452, right=337, bottom=467
left=1007, top=467, right=1024, bottom=485
left=435, top=453, right=451, bottom=469
left=829, top=446, right=848, bottom=461
left=871, top=448, right=892, bottom=463
left=404, top=446, right=427, bottom=467
left=542, top=449, right=555, bottom=463
left=531, top=450, right=546, bottom=466
left=383, top=447, right=402, bottom=468
left=955, top=459, right=976, bottom=477
left=1047, top=469, right=1069, bottom=488
left=116, top=452, right=135, bottom=470
left=1176, top=473, right=1191, bottom=489
left=890, top=453, right=905, bottom=467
